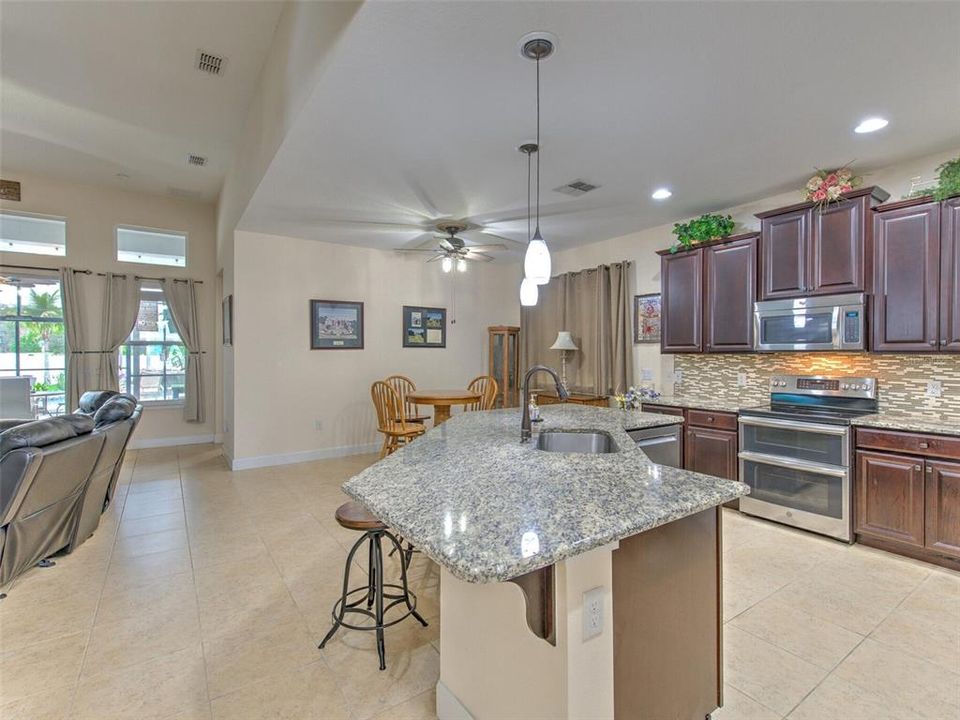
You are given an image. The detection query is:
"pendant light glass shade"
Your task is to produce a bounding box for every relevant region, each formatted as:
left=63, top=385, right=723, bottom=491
left=524, top=229, right=551, bottom=285
left=441, top=256, right=453, bottom=273
left=519, top=277, right=539, bottom=306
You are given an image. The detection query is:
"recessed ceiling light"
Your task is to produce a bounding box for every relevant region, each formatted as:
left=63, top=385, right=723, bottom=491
left=651, top=188, right=672, bottom=200
left=854, top=117, right=888, bottom=134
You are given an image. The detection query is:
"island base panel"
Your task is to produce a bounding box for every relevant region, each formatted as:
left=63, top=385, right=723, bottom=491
left=613, top=507, right=722, bottom=720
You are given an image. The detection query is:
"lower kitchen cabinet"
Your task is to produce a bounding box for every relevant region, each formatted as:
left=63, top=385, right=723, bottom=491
left=685, top=426, right=738, bottom=481
left=926, top=459, right=960, bottom=559
left=855, top=428, right=960, bottom=569
left=855, top=450, right=925, bottom=547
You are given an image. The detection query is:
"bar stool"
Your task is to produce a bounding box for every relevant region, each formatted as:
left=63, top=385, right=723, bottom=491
left=319, top=501, right=428, bottom=670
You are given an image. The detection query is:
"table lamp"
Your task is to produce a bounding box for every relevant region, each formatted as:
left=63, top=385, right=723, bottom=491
left=550, top=331, right=579, bottom=391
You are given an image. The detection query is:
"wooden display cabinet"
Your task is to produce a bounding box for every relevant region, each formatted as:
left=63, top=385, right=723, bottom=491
left=487, top=326, right=520, bottom=408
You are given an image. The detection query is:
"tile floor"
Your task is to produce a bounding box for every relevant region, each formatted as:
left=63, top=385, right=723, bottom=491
left=0, top=444, right=957, bottom=719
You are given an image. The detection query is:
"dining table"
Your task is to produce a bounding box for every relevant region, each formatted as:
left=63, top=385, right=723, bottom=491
left=407, top=389, right=482, bottom=425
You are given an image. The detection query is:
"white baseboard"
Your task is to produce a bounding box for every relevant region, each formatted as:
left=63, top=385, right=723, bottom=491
left=436, top=681, right=474, bottom=720
left=229, top=442, right=380, bottom=471
left=129, top=433, right=217, bottom=450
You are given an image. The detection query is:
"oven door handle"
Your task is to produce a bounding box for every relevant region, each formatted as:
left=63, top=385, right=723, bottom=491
left=738, top=451, right=850, bottom=478
left=737, top=415, right=850, bottom=436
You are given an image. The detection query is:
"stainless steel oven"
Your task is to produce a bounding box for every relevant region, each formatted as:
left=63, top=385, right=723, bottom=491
left=754, top=293, right=866, bottom=351
left=737, top=374, right=878, bottom=542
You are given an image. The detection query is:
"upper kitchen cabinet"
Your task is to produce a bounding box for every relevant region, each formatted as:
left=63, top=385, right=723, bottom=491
left=658, top=233, right=759, bottom=354
left=872, top=195, right=960, bottom=353
left=756, top=186, right=890, bottom=300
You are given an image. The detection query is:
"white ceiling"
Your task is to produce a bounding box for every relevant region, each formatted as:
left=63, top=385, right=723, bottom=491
left=240, top=0, right=960, bottom=254
left=0, top=0, right=284, bottom=201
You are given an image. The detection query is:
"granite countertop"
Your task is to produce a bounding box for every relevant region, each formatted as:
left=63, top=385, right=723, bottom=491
left=643, top=395, right=754, bottom=414
left=342, top=405, right=747, bottom=584
left=852, top=411, right=960, bottom=437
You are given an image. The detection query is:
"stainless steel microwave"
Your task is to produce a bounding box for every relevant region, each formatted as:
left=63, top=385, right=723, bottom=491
left=754, top=293, right=866, bottom=351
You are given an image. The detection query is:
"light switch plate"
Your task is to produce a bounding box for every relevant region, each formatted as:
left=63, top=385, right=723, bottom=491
left=674, top=369, right=683, bottom=384
left=583, top=586, right=604, bottom=640
left=737, top=372, right=748, bottom=387
left=927, top=380, right=943, bottom=398
left=641, top=368, right=653, bottom=381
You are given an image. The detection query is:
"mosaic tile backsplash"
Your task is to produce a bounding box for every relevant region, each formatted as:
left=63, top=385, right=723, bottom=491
left=673, top=353, right=960, bottom=419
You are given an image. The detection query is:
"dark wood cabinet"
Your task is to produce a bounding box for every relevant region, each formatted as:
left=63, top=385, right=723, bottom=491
left=925, top=459, right=960, bottom=559
left=854, top=429, right=960, bottom=569
left=659, top=233, right=758, bottom=355
left=704, top=235, right=758, bottom=352
left=872, top=198, right=941, bottom=351
left=941, top=197, right=960, bottom=352
left=757, top=186, right=888, bottom=301
left=685, top=426, right=738, bottom=482
left=660, top=250, right=703, bottom=353
left=855, top=450, right=925, bottom=547
left=760, top=208, right=808, bottom=299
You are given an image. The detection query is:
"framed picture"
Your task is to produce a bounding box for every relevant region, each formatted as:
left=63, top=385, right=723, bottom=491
left=403, top=305, right=446, bottom=348
left=222, top=295, right=233, bottom=346
left=310, top=300, right=364, bottom=350
left=634, top=293, right=662, bottom=344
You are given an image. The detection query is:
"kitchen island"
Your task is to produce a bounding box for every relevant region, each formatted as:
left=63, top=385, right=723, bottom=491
left=343, top=405, right=748, bottom=720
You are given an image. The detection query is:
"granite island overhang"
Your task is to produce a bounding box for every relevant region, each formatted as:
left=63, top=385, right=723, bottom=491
left=343, top=405, right=749, bottom=720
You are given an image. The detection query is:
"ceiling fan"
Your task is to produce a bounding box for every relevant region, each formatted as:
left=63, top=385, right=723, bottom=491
left=395, top=221, right=509, bottom=272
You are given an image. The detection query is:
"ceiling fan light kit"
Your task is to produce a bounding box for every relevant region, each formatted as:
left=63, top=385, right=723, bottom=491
left=518, top=32, right=555, bottom=303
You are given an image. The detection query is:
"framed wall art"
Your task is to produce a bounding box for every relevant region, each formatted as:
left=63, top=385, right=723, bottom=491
left=310, top=299, right=364, bottom=350
left=403, top=305, right=446, bottom=348
left=222, top=295, right=233, bottom=346
left=634, top=293, right=662, bottom=344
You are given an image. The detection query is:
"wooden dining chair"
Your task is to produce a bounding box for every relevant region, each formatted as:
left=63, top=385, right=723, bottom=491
left=372, top=381, right=426, bottom=458
left=466, top=375, right=499, bottom=411
left=384, top=375, right=430, bottom=424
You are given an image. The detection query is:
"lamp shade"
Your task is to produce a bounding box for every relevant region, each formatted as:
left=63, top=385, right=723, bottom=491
left=523, top=229, right=551, bottom=285
left=520, top=277, right=539, bottom=306
left=550, top=331, right=579, bottom=351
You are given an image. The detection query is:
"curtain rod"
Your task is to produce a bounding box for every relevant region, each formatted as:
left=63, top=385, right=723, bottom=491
left=0, top=263, right=203, bottom=283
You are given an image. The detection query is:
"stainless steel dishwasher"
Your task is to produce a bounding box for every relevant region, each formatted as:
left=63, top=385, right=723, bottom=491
left=627, top=425, right=682, bottom=468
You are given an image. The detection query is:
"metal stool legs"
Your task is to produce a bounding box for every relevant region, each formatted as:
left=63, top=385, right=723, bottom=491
left=318, top=528, right=428, bottom=670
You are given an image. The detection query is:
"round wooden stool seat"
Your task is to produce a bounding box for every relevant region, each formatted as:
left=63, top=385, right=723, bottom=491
left=335, top=501, right=386, bottom=531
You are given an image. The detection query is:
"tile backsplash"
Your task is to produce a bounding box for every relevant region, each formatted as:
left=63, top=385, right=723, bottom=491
left=673, top=353, right=960, bottom=418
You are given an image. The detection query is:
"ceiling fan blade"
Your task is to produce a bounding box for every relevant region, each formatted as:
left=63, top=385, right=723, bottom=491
left=438, top=237, right=456, bottom=252
left=395, top=248, right=443, bottom=254
left=465, top=251, right=495, bottom=262
left=463, top=243, right=508, bottom=252
left=461, top=229, right=527, bottom=249
left=425, top=254, right=446, bottom=263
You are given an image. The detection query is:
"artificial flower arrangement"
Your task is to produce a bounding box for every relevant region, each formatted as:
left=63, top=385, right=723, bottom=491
left=614, top=386, right=661, bottom=410
left=802, top=165, right=863, bottom=210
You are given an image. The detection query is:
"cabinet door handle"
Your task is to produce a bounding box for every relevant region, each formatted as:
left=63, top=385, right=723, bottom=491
left=918, top=442, right=929, bottom=449
left=926, top=466, right=933, bottom=473
left=707, top=416, right=715, bottom=422
left=914, top=465, right=922, bottom=471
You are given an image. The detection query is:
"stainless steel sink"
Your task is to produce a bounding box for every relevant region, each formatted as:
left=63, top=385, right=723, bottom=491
left=535, top=430, right=617, bottom=454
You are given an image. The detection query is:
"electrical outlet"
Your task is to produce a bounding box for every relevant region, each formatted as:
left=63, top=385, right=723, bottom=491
left=674, top=369, right=683, bottom=385
left=927, top=380, right=943, bottom=398
left=641, top=368, right=653, bottom=381
left=315, top=419, right=324, bottom=431
left=583, top=586, right=604, bottom=640
left=737, top=372, right=748, bottom=387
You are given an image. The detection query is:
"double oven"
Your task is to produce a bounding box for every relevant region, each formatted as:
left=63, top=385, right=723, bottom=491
left=737, top=375, right=878, bottom=542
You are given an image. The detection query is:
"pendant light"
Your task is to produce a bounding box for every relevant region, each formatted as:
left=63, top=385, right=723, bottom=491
left=519, top=142, right=539, bottom=306
left=522, top=36, right=554, bottom=285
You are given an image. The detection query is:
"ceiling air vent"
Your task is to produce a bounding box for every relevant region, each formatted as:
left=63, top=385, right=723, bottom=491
left=196, top=50, right=226, bottom=76
left=187, top=154, right=207, bottom=167
left=554, top=179, right=599, bottom=196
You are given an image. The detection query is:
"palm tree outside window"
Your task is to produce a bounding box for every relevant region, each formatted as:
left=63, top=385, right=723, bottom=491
left=117, top=285, right=186, bottom=403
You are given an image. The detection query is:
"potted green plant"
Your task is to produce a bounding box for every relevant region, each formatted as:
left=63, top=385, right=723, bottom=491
left=931, top=157, right=960, bottom=201
left=670, top=213, right=735, bottom=253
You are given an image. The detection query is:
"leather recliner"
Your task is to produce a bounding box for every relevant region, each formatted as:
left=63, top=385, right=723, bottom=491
left=69, top=394, right=143, bottom=551
left=0, top=414, right=105, bottom=586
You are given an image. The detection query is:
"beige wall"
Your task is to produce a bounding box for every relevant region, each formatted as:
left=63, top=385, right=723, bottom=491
left=0, top=170, right=218, bottom=446
left=228, top=230, right=520, bottom=468
left=552, top=147, right=960, bottom=393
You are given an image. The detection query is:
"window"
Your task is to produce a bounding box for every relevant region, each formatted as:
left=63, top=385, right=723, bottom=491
left=0, top=211, right=66, bottom=256
left=118, top=286, right=186, bottom=403
left=116, top=225, right=186, bottom=267
left=0, top=275, right=66, bottom=417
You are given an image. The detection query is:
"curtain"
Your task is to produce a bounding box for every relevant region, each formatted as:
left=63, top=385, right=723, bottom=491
left=520, top=261, right=633, bottom=396
left=161, top=279, right=204, bottom=422
left=59, top=268, right=94, bottom=410
left=98, top=273, right=141, bottom=390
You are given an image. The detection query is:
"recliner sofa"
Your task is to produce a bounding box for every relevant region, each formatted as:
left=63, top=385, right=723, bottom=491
left=0, top=391, right=143, bottom=587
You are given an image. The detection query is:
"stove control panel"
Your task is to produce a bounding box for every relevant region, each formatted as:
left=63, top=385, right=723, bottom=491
left=769, top=375, right=877, bottom=399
